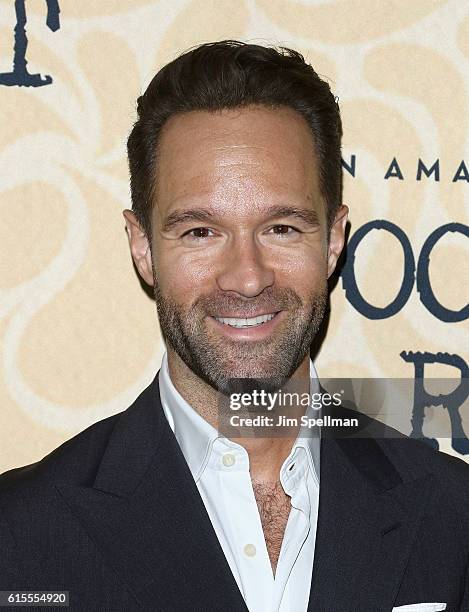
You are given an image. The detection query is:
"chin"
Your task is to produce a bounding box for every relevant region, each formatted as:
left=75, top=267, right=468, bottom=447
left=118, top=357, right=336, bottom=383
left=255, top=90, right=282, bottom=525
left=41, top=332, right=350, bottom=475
left=213, top=360, right=294, bottom=392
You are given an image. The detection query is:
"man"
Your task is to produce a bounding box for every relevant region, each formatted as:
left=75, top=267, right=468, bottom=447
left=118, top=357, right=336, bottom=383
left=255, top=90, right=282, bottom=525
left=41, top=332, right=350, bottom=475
left=0, top=41, right=468, bottom=612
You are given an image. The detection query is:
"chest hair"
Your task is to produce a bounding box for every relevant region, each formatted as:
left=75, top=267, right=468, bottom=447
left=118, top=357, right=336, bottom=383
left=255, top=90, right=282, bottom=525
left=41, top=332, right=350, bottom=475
left=252, top=480, right=291, bottom=574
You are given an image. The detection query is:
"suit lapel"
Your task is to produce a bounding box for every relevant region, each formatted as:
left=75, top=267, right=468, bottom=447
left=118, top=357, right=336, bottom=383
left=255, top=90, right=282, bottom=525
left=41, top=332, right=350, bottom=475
left=308, top=433, right=436, bottom=612
left=56, top=373, right=247, bottom=611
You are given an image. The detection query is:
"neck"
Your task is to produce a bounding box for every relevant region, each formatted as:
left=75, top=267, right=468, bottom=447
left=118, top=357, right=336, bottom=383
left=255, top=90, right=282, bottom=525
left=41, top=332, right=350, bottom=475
left=166, top=348, right=311, bottom=482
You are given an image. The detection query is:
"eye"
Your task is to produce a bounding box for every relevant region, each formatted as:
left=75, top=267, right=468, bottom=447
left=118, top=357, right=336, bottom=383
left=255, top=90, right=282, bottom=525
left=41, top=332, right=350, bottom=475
left=268, top=224, right=299, bottom=236
left=182, top=227, right=215, bottom=239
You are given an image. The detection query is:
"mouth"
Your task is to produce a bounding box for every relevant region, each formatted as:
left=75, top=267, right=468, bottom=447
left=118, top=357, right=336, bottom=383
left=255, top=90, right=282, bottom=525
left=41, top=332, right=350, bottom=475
left=213, top=312, right=278, bottom=328
left=207, top=310, right=284, bottom=340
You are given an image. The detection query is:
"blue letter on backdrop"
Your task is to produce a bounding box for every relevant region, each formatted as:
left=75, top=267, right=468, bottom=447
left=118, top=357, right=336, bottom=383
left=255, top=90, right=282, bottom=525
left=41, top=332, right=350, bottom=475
left=401, top=351, right=469, bottom=454
left=341, top=220, right=415, bottom=319
left=417, top=223, right=469, bottom=323
left=0, top=0, right=60, bottom=87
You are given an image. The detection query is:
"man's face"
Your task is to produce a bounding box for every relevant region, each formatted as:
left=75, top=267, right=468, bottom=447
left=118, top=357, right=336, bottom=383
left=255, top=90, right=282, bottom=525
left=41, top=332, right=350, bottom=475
left=125, top=106, right=347, bottom=393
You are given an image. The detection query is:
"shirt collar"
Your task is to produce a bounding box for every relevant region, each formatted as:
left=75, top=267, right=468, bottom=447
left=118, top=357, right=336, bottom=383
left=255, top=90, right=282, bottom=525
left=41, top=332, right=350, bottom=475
left=158, top=350, right=321, bottom=484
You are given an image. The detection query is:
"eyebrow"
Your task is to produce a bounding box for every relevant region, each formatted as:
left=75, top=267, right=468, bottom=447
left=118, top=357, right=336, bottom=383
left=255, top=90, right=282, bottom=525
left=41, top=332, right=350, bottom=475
left=161, top=204, right=321, bottom=232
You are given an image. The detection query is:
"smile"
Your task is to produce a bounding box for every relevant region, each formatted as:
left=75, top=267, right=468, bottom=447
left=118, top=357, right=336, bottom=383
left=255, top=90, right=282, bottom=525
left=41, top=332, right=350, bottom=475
left=214, top=313, right=277, bottom=328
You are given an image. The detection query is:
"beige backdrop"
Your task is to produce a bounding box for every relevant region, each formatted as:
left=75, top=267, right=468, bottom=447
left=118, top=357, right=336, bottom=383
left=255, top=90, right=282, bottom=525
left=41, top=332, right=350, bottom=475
left=0, top=0, right=468, bottom=472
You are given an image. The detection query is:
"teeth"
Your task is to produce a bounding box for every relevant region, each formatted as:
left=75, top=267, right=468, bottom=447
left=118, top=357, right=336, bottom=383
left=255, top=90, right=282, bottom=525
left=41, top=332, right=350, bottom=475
left=215, top=313, right=276, bottom=328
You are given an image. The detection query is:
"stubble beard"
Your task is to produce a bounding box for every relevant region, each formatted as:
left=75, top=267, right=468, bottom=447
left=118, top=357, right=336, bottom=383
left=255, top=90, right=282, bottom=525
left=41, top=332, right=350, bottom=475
left=153, top=268, right=327, bottom=396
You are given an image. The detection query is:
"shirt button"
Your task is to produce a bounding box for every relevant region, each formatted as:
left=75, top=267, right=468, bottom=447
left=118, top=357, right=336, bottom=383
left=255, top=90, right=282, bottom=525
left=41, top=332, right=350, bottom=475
left=243, top=543, right=257, bottom=557
left=222, top=453, right=236, bottom=467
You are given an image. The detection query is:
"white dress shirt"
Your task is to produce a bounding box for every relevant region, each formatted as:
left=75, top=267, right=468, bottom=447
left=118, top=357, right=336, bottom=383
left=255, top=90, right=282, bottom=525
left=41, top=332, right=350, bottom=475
left=159, top=351, right=321, bottom=612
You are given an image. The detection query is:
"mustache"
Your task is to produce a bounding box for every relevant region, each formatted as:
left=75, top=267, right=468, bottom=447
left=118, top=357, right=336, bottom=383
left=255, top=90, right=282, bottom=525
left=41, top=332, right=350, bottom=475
left=193, top=287, right=302, bottom=317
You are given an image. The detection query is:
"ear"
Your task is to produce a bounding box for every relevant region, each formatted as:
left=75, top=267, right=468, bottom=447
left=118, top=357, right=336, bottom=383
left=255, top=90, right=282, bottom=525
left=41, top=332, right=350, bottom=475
left=327, top=204, right=349, bottom=278
left=122, top=209, right=154, bottom=286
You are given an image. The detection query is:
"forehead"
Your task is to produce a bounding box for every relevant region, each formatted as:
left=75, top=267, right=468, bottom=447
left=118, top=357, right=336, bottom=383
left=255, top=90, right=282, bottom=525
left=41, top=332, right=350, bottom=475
left=154, top=105, right=322, bottom=216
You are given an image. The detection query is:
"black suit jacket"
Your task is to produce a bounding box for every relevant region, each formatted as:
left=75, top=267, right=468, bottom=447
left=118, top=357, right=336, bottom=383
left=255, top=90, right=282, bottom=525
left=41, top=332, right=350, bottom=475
left=1, top=371, right=468, bottom=611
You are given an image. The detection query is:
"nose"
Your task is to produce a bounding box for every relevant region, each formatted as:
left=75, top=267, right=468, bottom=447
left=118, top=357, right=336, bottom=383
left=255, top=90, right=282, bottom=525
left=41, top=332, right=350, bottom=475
left=216, top=234, right=275, bottom=298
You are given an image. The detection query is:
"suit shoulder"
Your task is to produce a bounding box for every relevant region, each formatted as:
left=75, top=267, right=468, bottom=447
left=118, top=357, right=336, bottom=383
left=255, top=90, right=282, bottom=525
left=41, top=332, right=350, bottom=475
left=378, top=432, right=469, bottom=516
left=337, top=402, right=469, bottom=503
left=339, top=402, right=469, bottom=482
left=0, top=409, right=123, bottom=496
left=381, top=432, right=469, bottom=475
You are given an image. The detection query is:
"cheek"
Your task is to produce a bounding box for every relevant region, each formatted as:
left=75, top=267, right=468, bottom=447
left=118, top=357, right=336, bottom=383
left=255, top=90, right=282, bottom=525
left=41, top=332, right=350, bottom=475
left=273, top=242, right=328, bottom=283
left=155, top=248, right=217, bottom=299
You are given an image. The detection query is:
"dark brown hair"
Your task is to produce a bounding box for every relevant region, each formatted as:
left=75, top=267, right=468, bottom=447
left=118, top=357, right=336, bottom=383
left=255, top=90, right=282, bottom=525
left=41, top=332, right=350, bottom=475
left=127, top=40, right=342, bottom=241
